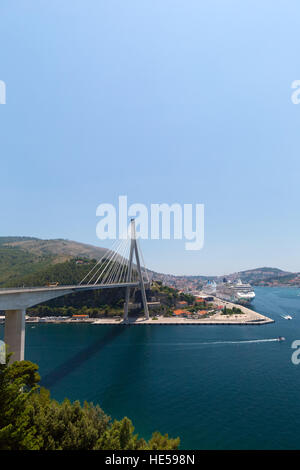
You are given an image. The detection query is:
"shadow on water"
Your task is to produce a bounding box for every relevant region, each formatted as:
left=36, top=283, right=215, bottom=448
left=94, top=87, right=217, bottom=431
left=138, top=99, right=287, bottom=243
left=93, top=325, right=154, bottom=409
left=41, top=326, right=126, bottom=389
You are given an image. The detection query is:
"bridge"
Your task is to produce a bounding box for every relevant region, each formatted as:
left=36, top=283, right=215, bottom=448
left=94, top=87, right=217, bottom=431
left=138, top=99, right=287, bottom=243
left=0, top=220, right=150, bottom=362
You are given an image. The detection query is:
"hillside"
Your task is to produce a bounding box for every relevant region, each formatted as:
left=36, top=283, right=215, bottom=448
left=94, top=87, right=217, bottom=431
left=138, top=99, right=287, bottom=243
left=0, top=236, right=108, bottom=261
left=0, top=236, right=299, bottom=290
left=0, top=236, right=108, bottom=286
left=0, top=236, right=193, bottom=318
left=222, top=267, right=294, bottom=285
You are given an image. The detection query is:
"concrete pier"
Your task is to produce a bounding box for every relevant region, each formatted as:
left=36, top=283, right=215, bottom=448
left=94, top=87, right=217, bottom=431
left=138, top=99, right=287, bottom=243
left=5, top=309, right=26, bottom=362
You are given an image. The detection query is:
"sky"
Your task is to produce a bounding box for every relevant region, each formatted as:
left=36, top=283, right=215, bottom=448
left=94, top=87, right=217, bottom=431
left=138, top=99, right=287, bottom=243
left=0, top=0, right=300, bottom=276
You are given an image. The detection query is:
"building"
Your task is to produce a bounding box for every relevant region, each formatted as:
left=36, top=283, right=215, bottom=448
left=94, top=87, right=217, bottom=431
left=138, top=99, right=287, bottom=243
left=173, top=309, right=192, bottom=317
left=173, top=309, right=187, bottom=316
left=176, top=300, right=188, bottom=308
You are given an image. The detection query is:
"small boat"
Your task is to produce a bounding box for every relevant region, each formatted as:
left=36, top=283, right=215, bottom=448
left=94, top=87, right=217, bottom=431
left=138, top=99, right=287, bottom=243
left=281, top=315, right=292, bottom=320
left=278, top=336, right=285, bottom=342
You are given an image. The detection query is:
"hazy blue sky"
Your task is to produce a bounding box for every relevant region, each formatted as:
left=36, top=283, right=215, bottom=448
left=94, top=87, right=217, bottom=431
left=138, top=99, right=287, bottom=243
left=0, top=0, right=300, bottom=275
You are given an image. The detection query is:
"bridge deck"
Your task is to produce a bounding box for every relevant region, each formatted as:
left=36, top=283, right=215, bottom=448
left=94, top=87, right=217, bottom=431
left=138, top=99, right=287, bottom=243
left=0, top=282, right=141, bottom=296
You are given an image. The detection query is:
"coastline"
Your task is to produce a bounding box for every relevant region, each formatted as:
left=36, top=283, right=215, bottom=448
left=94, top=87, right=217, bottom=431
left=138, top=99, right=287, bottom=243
left=24, top=297, right=274, bottom=326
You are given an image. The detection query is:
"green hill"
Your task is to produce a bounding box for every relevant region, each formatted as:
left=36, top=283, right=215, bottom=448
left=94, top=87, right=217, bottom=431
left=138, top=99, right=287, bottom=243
left=0, top=237, right=186, bottom=318
left=0, top=236, right=108, bottom=287
left=2, top=235, right=298, bottom=317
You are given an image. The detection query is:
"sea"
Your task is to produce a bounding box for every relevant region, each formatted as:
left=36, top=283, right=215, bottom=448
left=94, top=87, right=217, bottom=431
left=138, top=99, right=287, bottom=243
left=1, top=286, right=300, bottom=449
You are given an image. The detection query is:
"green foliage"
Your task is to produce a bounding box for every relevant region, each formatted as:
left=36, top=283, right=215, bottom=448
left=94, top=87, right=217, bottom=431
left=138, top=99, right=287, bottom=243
left=4, top=258, right=97, bottom=288
left=178, top=292, right=195, bottom=305
left=27, top=304, right=124, bottom=318
left=0, top=356, right=40, bottom=449
left=26, top=394, right=110, bottom=450
left=189, top=302, right=213, bottom=313
left=95, top=417, right=141, bottom=450
left=0, top=246, right=54, bottom=286
left=95, top=418, right=180, bottom=450
left=0, top=359, right=180, bottom=450
left=147, top=431, right=180, bottom=450
left=221, top=306, right=243, bottom=315
left=0, top=236, right=109, bottom=287
left=150, top=282, right=180, bottom=307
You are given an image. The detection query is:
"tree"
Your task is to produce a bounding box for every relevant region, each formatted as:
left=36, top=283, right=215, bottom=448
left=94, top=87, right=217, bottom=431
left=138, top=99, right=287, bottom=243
left=95, top=417, right=140, bottom=450
left=147, top=431, right=180, bottom=450
left=0, top=355, right=40, bottom=449
left=0, top=358, right=180, bottom=450
left=95, top=418, right=180, bottom=450
left=27, top=394, right=110, bottom=450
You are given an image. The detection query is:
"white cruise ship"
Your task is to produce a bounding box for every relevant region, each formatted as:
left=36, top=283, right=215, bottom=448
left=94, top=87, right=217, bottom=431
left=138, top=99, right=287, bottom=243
left=203, top=279, right=255, bottom=305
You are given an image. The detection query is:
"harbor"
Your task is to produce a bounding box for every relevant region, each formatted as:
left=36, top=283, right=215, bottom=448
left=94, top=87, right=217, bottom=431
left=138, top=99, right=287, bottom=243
left=26, top=297, right=272, bottom=326
left=92, top=302, right=274, bottom=325
left=16, top=294, right=274, bottom=326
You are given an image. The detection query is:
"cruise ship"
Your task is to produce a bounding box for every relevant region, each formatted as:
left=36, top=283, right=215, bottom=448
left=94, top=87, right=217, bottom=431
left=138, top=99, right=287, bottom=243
left=203, top=278, right=255, bottom=305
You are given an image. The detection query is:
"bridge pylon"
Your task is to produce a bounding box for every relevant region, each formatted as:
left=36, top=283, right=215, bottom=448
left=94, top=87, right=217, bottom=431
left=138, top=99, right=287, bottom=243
left=124, top=219, right=149, bottom=321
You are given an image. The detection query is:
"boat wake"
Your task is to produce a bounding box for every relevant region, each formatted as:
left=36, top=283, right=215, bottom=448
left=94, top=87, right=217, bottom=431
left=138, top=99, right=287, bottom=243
left=199, top=339, right=280, bottom=345
left=143, top=339, right=283, bottom=347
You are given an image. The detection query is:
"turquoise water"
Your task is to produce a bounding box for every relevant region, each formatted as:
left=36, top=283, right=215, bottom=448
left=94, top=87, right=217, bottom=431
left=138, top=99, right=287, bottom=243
left=1, top=286, right=300, bottom=449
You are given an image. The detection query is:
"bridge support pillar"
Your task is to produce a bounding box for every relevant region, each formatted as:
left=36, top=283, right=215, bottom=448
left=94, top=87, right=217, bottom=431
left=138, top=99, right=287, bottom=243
left=124, top=219, right=149, bottom=321
left=124, top=286, right=130, bottom=322
left=4, top=309, right=26, bottom=362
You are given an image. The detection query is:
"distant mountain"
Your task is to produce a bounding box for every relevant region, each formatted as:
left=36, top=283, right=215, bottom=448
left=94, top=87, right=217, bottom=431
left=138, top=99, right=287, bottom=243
left=0, top=236, right=108, bottom=260
left=0, top=236, right=108, bottom=286
left=222, top=267, right=294, bottom=284
left=0, top=236, right=299, bottom=288
left=151, top=267, right=300, bottom=288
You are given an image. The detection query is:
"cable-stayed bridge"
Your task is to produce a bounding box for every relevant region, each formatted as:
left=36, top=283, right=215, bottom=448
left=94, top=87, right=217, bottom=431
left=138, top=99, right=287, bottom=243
left=0, top=220, right=151, bottom=362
